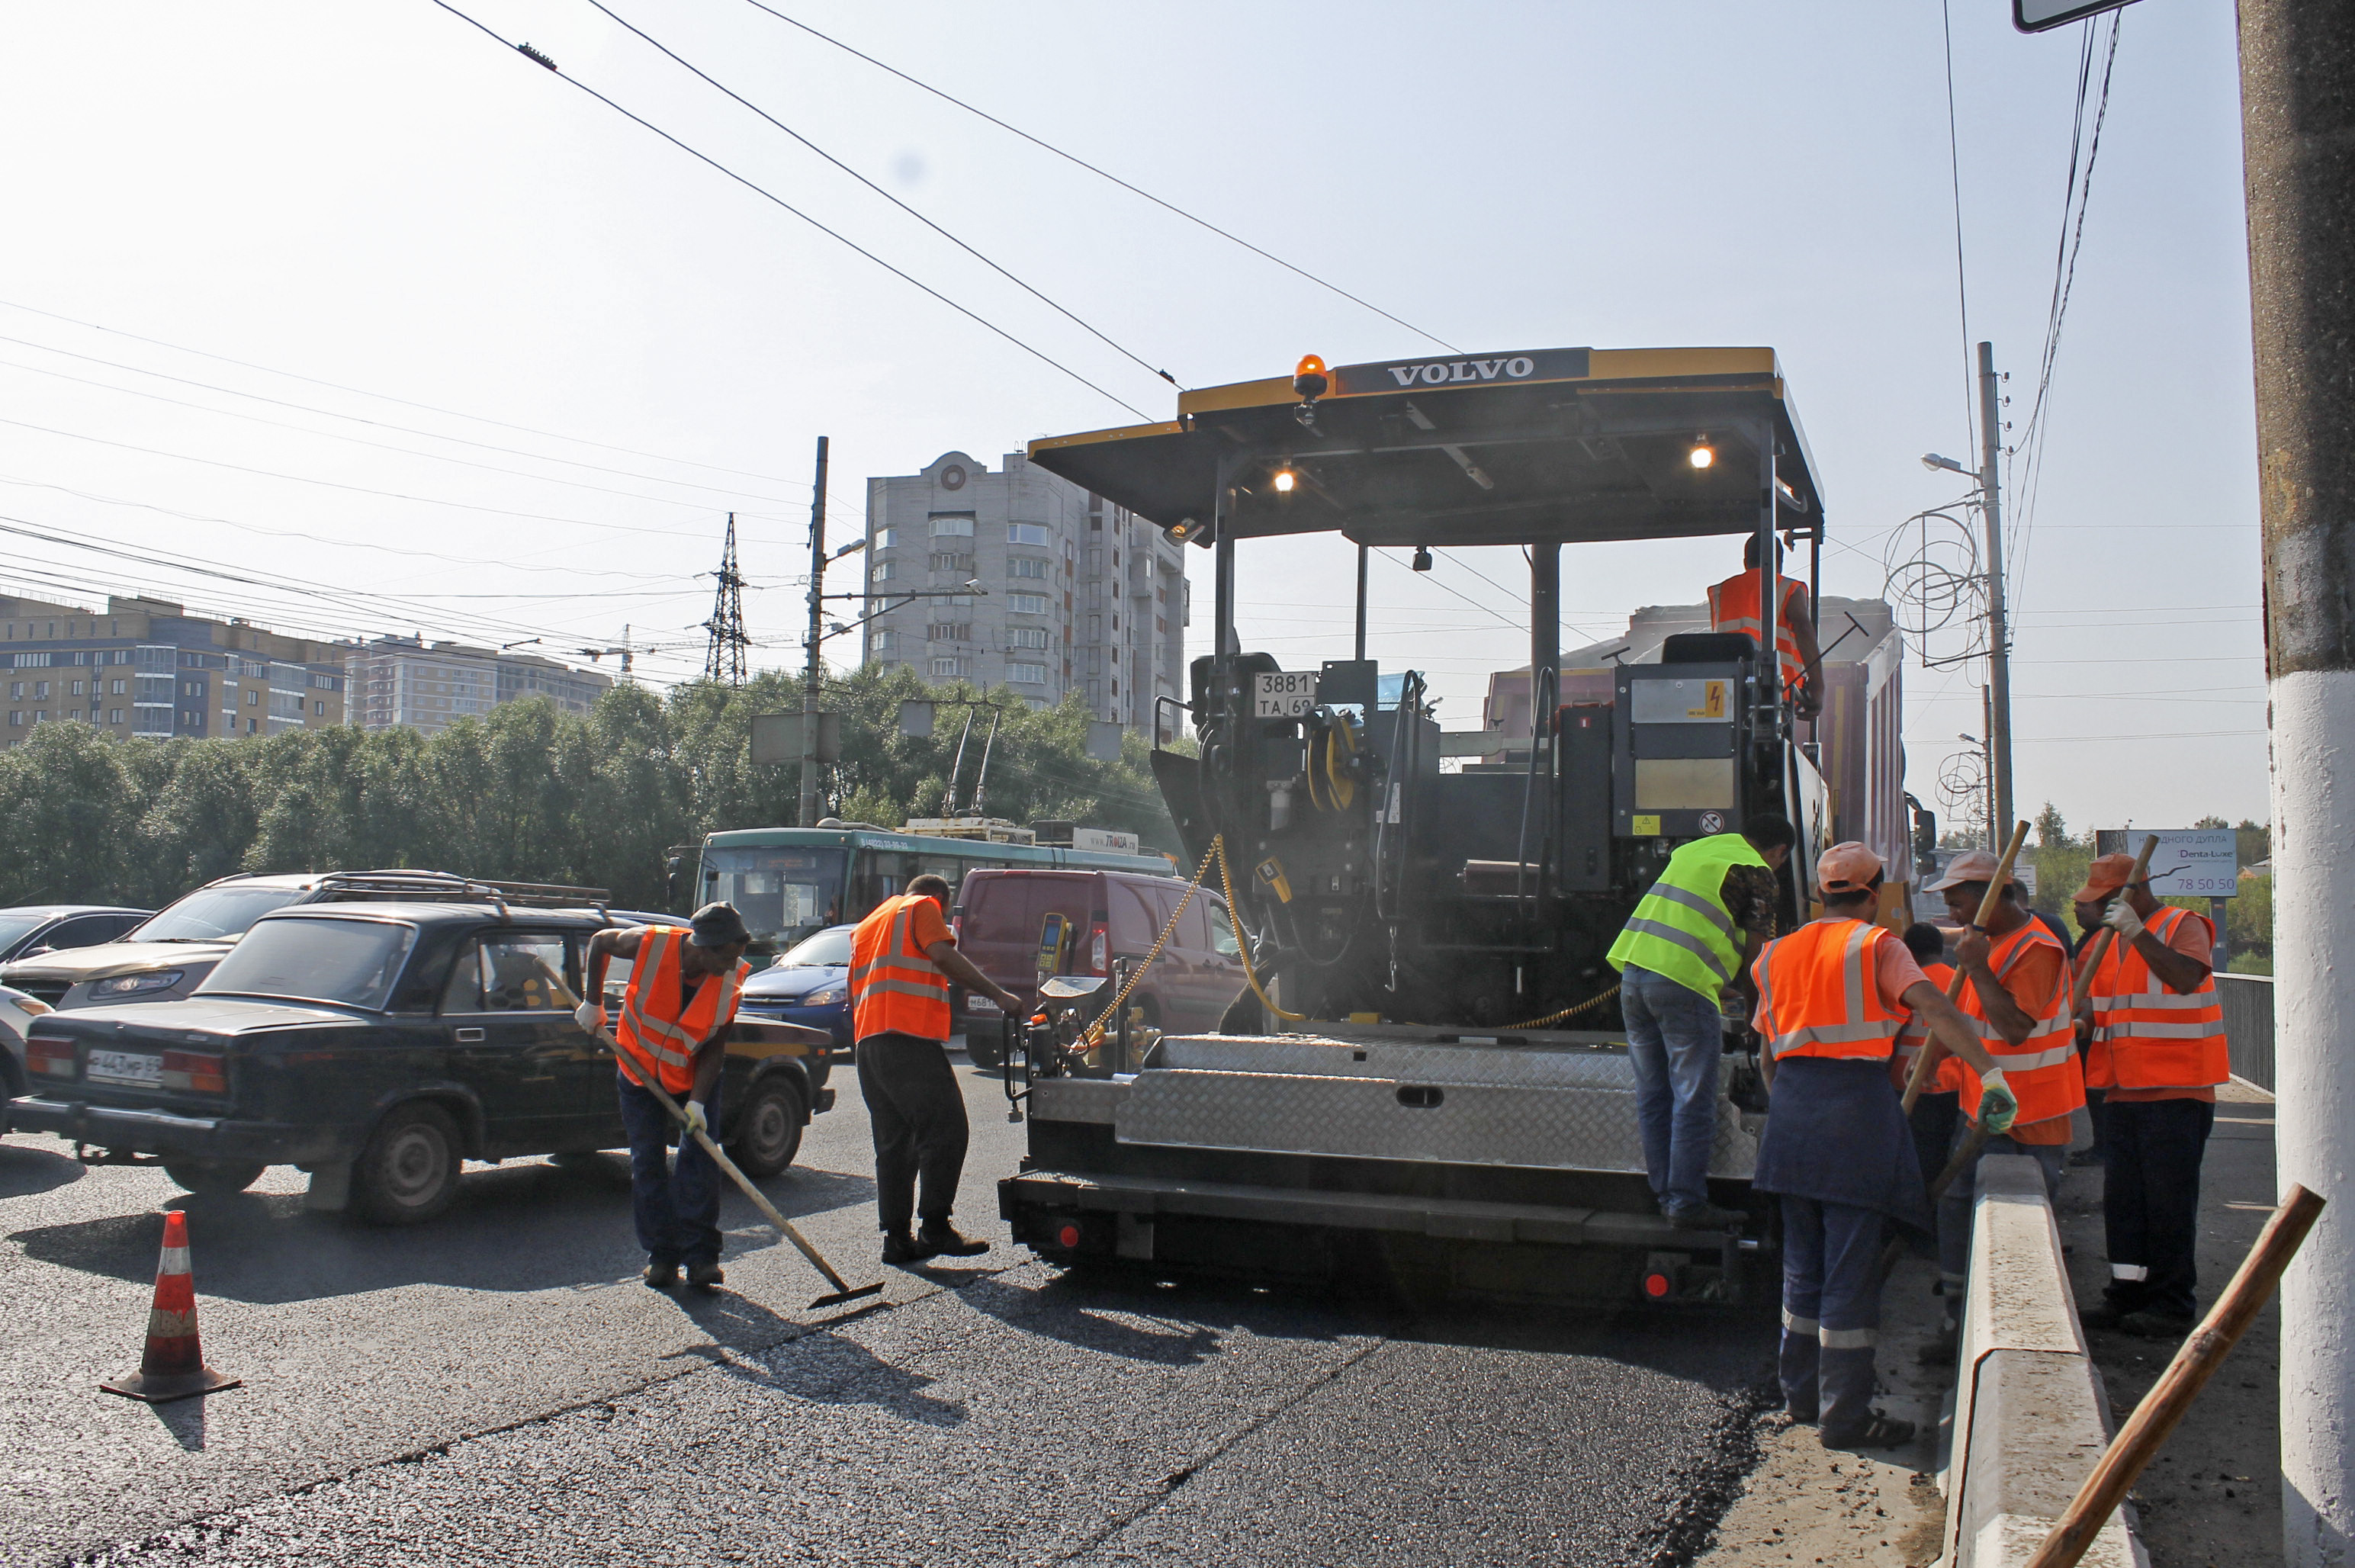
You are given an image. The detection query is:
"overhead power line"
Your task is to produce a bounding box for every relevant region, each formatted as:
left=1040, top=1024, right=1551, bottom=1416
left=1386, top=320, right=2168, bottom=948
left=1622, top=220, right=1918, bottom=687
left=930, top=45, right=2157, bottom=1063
left=583, top=0, right=1177, bottom=389
left=421, top=0, right=1158, bottom=423
left=736, top=0, right=1460, bottom=353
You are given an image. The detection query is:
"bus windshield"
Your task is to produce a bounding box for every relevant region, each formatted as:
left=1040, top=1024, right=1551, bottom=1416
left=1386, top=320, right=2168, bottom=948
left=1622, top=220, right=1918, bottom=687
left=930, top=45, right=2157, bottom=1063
left=703, top=847, right=846, bottom=948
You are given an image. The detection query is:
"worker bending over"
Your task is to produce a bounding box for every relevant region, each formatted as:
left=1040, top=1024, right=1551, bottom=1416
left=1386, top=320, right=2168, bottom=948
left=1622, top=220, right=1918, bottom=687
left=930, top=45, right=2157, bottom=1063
left=582, top=903, right=753, bottom=1293
left=2073, top=853, right=2227, bottom=1338
left=1926, top=850, right=2087, bottom=1347
left=1752, top=843, right=2015, bottom=1449
left=1708, top=535, right=1825, bottom=719
left=1606, top=813, right=1794, bottom=1229
left=848, top=875, right=1026, bottom=1266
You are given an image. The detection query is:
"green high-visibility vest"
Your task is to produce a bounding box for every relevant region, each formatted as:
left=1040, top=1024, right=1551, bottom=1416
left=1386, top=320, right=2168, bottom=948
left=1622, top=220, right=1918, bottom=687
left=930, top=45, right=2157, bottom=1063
left=1606, top=833, right=1771, bottom=1003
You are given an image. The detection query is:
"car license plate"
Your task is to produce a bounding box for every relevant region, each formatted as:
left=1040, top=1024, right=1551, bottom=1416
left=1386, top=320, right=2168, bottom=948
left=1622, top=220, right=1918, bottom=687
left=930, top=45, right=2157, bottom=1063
left=967, top=995, right=1001, bottom=1014
left=1254, top=670, right=1319, bottom=718
left=86, top=1049, right=162, bottom=1088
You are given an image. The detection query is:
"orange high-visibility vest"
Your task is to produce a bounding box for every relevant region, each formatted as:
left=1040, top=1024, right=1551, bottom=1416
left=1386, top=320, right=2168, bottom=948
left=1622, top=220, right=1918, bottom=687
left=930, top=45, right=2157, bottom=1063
left=1707, top=569, right=1806, bottom=693
left=2084, top=906, right=2227, bottom=1091
left=615, top=926, right=748, bottom=1095
left=1751, top=917, right=1907, bottom=1063
left=1956, top=922, right=2084, bottom=1125
left=1892, top=960, right=1967, bottom=1093
left=850, top=894, right=952, bottom=1043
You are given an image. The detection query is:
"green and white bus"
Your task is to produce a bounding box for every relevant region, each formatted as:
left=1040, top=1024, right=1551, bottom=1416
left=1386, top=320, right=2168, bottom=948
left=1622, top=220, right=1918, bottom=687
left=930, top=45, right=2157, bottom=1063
left=695, top=826, right=1174, bottom=953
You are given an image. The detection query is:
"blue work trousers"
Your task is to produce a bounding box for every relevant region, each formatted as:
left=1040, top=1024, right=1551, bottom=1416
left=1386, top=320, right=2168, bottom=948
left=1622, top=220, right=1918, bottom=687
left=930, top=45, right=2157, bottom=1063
left=617, top=1072, right=724, bottom=1268
left=1621, top=964, right=1724, bottom=1216
left=1779, top=1195, right=1888, bottom=1441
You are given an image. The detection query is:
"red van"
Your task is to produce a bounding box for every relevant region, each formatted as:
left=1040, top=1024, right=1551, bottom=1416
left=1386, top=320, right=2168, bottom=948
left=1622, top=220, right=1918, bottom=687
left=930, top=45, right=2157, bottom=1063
left=952, top=869, right=1245, bottom=1068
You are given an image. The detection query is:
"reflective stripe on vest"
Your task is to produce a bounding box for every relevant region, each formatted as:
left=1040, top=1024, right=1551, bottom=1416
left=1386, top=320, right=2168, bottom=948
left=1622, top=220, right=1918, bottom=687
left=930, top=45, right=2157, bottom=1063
left=1957, top=922, right=2084, bottom=1124
left=1708, top=570, right=1805, bottom=692
left=615, top=927, right=747, bottom=1094
left=2086, top=905, right=2228, bottom=1091
left=1753, top=918, right=1905, bottom=1062
left=1605, top=833, right=1771, bottom=1003
left=850, top=894, right=951, bottom=1042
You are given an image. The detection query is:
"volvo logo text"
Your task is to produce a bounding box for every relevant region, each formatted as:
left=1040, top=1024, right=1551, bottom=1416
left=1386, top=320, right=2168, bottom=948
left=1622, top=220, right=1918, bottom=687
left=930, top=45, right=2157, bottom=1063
left=1385, top=357, right=1537, bottom=388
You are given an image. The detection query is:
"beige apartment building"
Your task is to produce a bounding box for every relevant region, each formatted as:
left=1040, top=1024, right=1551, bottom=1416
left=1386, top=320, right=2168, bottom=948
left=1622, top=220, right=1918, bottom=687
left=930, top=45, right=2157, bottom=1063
left=345, top=635, right=614, bottom=736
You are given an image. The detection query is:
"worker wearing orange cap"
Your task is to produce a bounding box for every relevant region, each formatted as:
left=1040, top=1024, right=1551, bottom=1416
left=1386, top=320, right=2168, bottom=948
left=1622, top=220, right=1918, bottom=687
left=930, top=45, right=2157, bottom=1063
left=1924, top=848, right=2086, bottom=1351
left=1750, top=842, right=2015, bottom=1450
left=2072, top=852, right=2226, bottom=1338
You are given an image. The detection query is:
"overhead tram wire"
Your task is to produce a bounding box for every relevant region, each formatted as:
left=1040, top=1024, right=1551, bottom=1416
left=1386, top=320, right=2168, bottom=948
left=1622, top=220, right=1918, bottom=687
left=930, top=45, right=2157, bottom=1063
left=1939, top=0, right=1976, bottom=448
left=0, top=331, right=807, bottom=508
left=583, top=0, right=1177, bottom=389
left=735, top=0, right=1460, bottom=354
left=0, top=297, right=811, bottom=489
left=421, top=0, right=1158, bottom=423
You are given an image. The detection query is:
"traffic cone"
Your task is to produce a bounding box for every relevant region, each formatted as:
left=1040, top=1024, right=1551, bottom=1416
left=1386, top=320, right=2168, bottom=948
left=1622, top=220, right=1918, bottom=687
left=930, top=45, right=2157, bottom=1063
left=101, top=1210, right=239, bottom=1403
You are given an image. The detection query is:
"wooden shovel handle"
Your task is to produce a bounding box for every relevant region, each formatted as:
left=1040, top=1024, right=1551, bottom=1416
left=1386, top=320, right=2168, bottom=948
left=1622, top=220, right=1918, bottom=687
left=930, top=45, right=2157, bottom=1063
left=1900, top=820, right=2031, bottom=1115
left=2069, top=834, right=2163, bottom=1013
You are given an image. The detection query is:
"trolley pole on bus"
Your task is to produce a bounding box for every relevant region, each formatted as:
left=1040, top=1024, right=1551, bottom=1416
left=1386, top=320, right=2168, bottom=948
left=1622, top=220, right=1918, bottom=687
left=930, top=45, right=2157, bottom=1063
left=799, top=435, right=830, bottom=829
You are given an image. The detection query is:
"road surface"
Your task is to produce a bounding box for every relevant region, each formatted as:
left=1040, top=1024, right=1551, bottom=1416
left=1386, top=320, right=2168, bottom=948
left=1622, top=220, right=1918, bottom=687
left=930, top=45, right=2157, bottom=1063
left=2, top=1048, right=1775, bottom=1566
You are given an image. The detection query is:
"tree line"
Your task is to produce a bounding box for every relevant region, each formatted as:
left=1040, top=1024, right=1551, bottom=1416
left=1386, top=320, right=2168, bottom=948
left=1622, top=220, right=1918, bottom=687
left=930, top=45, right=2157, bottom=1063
left=0, top=664, right=1180, bottom=914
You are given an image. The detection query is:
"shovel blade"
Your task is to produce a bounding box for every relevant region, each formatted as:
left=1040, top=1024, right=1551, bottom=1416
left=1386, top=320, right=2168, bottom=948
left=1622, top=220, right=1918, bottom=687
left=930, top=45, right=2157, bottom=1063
left=808, top=1281, right=885, bottom=1310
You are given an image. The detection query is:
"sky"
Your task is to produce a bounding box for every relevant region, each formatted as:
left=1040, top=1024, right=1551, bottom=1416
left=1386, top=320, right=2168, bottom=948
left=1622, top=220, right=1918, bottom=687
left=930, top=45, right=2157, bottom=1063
left=0, top=1, right=2262, bottom=836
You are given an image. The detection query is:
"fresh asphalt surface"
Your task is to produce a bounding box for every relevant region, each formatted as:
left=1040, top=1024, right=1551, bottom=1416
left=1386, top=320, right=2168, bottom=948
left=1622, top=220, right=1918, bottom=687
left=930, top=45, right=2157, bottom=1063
left=2, top=1045, right=1778, bottom=1567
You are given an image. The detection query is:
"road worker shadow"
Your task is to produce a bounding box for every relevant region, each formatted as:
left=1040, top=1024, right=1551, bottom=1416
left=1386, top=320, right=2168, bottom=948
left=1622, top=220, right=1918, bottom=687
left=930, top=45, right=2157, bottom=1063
left=664, top=1292, right=967, bottom=1427
left=5, top=1157, right=875, bottom=1305
left=953, top=1271, right=1227, bottom=1367
left=0, top=1141, right=84, bottom=1200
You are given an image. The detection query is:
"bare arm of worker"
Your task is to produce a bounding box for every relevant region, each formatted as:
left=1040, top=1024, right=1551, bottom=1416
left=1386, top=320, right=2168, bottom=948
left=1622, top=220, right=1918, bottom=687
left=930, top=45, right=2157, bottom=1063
left=1788, top=586, right=1825, bottom=718
left=1952, top=926, right=2037, bottom=1046
left=583, top=927, right=647, bottom=1010
left=2130, top=924, right=2213, bottom=996
left=689, top=1036, right=728, bottom=1104
left=1900, top=982, right=2002, bottom=1078
left=924, top=939, right=1024, bottom=1014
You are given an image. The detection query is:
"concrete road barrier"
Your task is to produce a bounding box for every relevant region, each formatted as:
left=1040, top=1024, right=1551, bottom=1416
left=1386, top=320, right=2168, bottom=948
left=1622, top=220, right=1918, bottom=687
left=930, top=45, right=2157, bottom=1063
left=1942, top=1155, right=2148, bottom=1567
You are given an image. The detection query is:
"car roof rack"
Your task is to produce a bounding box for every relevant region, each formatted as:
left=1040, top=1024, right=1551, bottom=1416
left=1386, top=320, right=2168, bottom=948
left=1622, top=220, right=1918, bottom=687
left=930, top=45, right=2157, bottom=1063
left=312, top=870, right=615, bottom=922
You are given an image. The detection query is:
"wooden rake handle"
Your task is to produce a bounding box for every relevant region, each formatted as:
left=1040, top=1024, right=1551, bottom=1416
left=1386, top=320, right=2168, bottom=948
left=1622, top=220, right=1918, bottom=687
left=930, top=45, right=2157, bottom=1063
left=1900, top=820, right=2032, bottom=1116
left=2068, top=834, right=2163, bottom=1014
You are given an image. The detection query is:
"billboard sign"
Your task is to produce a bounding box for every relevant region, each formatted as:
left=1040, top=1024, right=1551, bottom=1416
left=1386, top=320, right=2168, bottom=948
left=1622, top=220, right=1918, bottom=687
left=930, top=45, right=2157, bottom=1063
left=2014, top=0, right=2139, bottom=34
left=2095, top=828, right=2241, bottom=898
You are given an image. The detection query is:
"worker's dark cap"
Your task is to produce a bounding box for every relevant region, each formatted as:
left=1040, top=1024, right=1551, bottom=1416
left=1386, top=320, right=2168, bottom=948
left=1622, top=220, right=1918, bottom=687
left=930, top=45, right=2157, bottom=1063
left=687, top=902, right=751, bottom=947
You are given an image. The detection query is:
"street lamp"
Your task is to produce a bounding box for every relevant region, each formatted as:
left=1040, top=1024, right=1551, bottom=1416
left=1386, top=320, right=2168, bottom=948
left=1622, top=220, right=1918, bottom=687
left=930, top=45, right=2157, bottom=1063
left=1921, top=453, right=1974, bottom=477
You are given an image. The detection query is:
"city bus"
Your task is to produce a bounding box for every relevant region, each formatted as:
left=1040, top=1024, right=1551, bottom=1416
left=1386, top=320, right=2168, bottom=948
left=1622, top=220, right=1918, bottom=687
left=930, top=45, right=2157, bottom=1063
left=693, top=825, right=1177, bottom=955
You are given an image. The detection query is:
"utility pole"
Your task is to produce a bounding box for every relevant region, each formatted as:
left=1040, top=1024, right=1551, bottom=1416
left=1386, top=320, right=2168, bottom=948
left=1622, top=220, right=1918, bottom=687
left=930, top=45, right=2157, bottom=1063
left=2244, top=5, right=2355, bottom=1562
left=798, top=436, right=829, bottom=829
left=1977, top=342, right=2015, bottom=840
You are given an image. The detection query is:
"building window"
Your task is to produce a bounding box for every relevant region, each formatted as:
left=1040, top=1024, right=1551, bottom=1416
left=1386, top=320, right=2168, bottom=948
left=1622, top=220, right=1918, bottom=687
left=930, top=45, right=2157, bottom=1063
left=871, top=561, right=897, bottom=583
left=1008, top=593, right=1049, bottom=615
left=111, top=678, right=125, bottom=696
left=1007, top=522, right=1049, bottom=546
left=108, top=709, right=122, bottom=725
left=1008, top=662, right=1049, bottom=685
left=246, top=689, right=258, bottom=705
left=930, top=515, right=975, bottom=538
left=930, top=552, right=974, bottom=573
left=5, top=712, right=15, bottom=728
left=5, top=683, right=16, bottom=700
left=928, top=657, right=962, bottom=677
left=32, top=681, right=47, bottom=699
left=927, top=623, right=970, bottom=642
left=1009, top=557, right=1047, bottom=580
left=873, top=526, right=898, bottom=550
left=870, top=630, right=893, bottom=653
left=1009, top=626, right=1049, bottom=650
left=314, top=700, right=325, bottom=715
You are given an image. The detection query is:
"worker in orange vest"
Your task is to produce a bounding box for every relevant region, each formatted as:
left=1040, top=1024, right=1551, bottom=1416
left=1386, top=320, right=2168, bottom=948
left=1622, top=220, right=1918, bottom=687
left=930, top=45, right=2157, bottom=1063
left=1751, top=843, right=2014, bottom=1449
left=849, top=874, right=1026, bottom=1266
left=1708, top=535, right=1826, bottom=719
left=2072, top=852, right=2228, bottom=1338
left=1925, top=849, right=2087, bottom=1353
left=582, top=904, right=753, bottom=1293
left=1891, top=922, right=1966, bottom=1193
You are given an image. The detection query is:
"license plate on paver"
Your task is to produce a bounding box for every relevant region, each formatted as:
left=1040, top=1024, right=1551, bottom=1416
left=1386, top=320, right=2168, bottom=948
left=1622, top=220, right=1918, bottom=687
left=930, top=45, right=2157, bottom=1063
left=86, top=1049, right=162, bottom=1087
left=968, top=995, right=1001, bottom=1013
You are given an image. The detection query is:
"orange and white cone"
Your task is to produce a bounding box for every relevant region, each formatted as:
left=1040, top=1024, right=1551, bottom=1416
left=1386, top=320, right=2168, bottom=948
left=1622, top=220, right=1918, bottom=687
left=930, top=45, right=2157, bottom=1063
left=101, top=1210, right=239, bottom=1403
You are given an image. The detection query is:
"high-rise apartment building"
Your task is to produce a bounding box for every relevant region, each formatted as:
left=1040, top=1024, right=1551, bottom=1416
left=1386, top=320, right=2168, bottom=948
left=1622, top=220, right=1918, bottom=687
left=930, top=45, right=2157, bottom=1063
left=0, top=593, right=347, bottom=746
left=861, top=450, right=1188, bottom=731
left=345, top=635, right=614, bottom=735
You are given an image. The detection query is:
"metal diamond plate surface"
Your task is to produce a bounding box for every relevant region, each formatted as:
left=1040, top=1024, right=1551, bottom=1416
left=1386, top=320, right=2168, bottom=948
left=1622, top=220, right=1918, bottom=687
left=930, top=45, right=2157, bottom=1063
left=1152, top=1033, right=1643, bottom=1091
left=1114, top=1065, right=1758, bottom=1177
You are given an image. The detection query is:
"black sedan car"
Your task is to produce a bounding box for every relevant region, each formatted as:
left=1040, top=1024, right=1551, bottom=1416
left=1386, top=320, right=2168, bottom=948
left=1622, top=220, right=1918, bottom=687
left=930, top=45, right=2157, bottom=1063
left=8, top=902, right=834, bottom=1223
left=0, top=905, right=151, bottom=966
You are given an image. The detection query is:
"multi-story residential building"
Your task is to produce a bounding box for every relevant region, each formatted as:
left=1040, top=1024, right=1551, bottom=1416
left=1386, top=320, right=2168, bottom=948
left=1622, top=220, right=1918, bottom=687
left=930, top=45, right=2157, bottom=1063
left=345, top=635, right=614, bottom=736
left=0, top=593, right=347, bottom=746
left=861, top=450, right=1188, bottom=732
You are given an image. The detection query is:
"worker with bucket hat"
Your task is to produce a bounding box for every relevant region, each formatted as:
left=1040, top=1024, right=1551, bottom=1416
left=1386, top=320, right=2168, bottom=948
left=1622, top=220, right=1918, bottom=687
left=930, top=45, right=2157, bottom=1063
left=583, top=902, right=754, bottom=1293
left=1749, top=841, right=2015, bottom=1449
left=2071, top=851, right=2227, bottom=1338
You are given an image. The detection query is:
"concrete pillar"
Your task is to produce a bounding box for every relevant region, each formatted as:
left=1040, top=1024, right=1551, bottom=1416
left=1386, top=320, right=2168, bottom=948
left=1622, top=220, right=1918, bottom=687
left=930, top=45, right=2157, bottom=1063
left=2242, top=2, right=2355, bottom=1561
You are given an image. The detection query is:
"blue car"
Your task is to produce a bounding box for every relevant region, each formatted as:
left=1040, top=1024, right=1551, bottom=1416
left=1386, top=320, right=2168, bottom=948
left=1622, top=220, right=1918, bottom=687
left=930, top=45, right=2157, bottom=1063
left=739, top=924, right=854, bottom=1070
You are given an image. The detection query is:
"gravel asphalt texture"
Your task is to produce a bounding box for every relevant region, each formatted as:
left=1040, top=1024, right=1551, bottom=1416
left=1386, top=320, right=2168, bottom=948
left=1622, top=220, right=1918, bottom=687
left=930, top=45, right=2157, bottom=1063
left=4, top=1049, right=1777, bottom=1566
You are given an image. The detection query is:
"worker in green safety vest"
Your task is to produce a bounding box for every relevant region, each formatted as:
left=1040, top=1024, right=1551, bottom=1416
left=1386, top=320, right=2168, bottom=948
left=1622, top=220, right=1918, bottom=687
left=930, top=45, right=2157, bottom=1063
left=1606, top=815, right=1796, bottom=1228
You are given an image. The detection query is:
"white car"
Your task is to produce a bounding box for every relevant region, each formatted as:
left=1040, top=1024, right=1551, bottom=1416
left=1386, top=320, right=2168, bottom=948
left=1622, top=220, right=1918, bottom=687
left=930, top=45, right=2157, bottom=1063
left=0, top=982, right=57, bottom=1126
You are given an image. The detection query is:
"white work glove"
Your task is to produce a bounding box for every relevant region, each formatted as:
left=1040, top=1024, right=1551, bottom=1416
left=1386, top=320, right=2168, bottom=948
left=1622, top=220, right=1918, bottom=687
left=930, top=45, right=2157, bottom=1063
left=683, top=1100, right=709, bottom=1138
left=2103, top=899, right=2145, bottom=941
left=573, top=1001, right=606, bottom=1033
left=1976, top=1067, right=2018, bottom=1136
